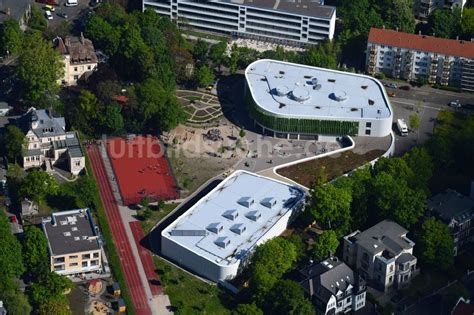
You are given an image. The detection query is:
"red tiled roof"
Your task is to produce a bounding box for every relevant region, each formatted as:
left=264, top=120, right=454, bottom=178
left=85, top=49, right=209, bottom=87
left=368, top=28, right=474, bottom=59
left=453, top=301, right=474, bottom=315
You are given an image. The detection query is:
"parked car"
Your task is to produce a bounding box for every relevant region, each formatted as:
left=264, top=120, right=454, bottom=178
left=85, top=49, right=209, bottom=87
left=449, top=100, right=462, bottom=108
left=399, top=85, right=411, bottom=91
left=65, top=0, right=78, bottom=6
left=45, top=10, right=53, bottom=20
left=57, top=12, right=68, bottom=18
left=45, top=4, right=55, bottom=11
left=387, top=91, right=396, bottom=97
left=388, top=83, right=398, bottom=89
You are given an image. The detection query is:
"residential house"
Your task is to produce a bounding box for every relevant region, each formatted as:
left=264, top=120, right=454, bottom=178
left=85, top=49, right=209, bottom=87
left=54, top=34, right=98, bottom=86
left=414, top=0, right=466, bottom=19
left=343, top=220, right=419, bottom=292
left=16, top=107, right=85, bottom=175
left=427, top=189, right=474, bottom=256
left=41, top=209, right=103, bottom=276
left=366, top=28, right=474, bottom=92
left=0, top=0, right=31, bottom=30
left=300, top=256, right=367, bottom=314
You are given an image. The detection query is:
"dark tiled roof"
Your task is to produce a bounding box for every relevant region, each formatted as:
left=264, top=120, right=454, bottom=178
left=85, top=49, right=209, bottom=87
left=17, top=107, right=66, bottom=138
left=42, top=209, right=100, bottom=256
left=55, top=35, right=98, bottom=65
left=368, top=28, right=474, bottom=59
left=428, top=189, right=474, bottom=224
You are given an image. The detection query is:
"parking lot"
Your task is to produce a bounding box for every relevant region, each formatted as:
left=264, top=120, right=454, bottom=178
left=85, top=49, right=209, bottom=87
left=38, top=0, right=93, bottom=29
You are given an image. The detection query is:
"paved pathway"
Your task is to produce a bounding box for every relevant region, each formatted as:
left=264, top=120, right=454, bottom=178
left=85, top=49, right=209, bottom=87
left=87, top=144, right=152, bottom=315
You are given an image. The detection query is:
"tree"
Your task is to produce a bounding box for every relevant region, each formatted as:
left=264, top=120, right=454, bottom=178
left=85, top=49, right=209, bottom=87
left=427, top=8, right=461, bottom=39
left=20, top=170, right=59, bottom=203
left=192, top=39, right=209, bottom=63
left=194, top=64, right=214, bottom=88
left=313, top=230, right=339, bottom=261
left=0, top=213, right=25, bottom=280
left=302, top=42, right=338, bottom=69
left=85, top=15, right=121, bottom=56
left=307, top=182, right=352, bottom=236
left=410, top=113, right=421, bottom=133
left=209, top=41, right=228, bottom=68
left=140, top=196, right=150, bottom=209
left=28, top=5, right=47, bottom=32
left=102, top=103, right=124, bottom=134
left=417, top=218, right=454, bottom=270
left=346, top=166, right=372, bottom=230
left=23, top=226, right=50, bottom=277
left=402, top=147, right=433, bottom=192
left=264, top=280, right=315, bottom=315
left=0, top=18, right=23, bottom=56
left=0, top=289, right=32, bottom=315
left=233, top=303, right=263, bottom=315
left=38, top=298, right=71, bottom=315
left=379, top=0, right=416, bottom=33
left=3, top=125, right=25, bottom=163
left=72, top=90, right=101, bottom=135
left=461, top=8, right=474, bottom=39
left=16, top=32, right=63, bottom=103
left=239, top=128, right=246, bottom=138
left=248, top=237, right=297, bottom=301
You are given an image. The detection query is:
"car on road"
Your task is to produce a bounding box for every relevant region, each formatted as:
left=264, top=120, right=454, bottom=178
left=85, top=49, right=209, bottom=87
left=65, top=0, right=78, bottom=6
left=45, top=4, right=55, bottom=11
left=388, top=83, right=398, bottom=89
left=399, top=85, right=411, bottom=91
left=45, top=10, right=53, bottom=20
left=206, top=85, right=213, bottom=91
left=449, top=100, right=462, bottom=108
left=387, top=91, right=396, bottom=97
left=397, top=118, right=409, bottom=136
left=57, top=12, right=68, bottom=18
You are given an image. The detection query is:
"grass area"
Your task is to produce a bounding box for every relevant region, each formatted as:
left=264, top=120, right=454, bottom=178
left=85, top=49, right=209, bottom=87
left=139, top=203, right=178, bottom=234
left=185, top=96, right=202, bottom=102
left=153, top=256, right=233, bottom=314
left=277, top=149, right=385, bottom=187
left=84, top=154, right=135, bottom=315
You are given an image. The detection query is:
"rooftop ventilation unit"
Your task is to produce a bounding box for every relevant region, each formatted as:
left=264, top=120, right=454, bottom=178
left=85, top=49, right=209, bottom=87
left=238, top=197, right=254, bottom=208
left=215, top=237, right=231, bottom=248
left=222, top=209, right=239, bottom=221
left=170, top=229, right=207, bottom=236
left=292, top=87, right=311, bottom=102
left=260, top=197, right=277, bottom=209
left=246, top=210, right=262, bottom=221
left=333, top=91, right=348, bottom=102
left=230, top=223, right=247, bottom=235
left=207, top=222, right=224, bottom=234
left=311, top=77, right=318, bottom=85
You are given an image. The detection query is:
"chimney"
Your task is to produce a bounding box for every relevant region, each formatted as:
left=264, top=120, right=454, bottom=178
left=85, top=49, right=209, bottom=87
left=6, top=8, right=11, bottom=15
left=309, top=279, right=314, bottom=296
left=396, top=27, right=399, bottom=32
left=80, top=32, right=85, bottom=45
left=456, top=36, right=459, bottom=40
left=419, top=30, right=422, bottom=36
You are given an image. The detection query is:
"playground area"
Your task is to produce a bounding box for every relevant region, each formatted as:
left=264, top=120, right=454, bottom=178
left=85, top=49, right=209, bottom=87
left=106, top=135, right=179, bottom=205
left=177, top=90, right=223, bottom=124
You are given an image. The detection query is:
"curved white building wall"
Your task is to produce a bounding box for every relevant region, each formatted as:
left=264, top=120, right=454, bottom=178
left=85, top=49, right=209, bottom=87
left=245, top=59, right=393, bottom=137
left=161, top=171, right=305, bottom=282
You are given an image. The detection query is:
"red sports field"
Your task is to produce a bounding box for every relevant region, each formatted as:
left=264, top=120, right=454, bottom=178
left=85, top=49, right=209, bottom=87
left=106, top=136, right=179, bottom=205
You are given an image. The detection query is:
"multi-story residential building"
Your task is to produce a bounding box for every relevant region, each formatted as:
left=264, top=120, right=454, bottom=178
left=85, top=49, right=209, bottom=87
left=414, top=0, right=466, bottom=19
left=42, top=209, right=103, bottom=276
left=300, top=257, right=366, bottom=314
left=343, top=220, right=419, bottom=292
left=367, top=28, right=474, bottom=92
left=142, top=0, right=336, bottom=46
left=54, top=34, right=98, bottom=86
left=16, top=107, right=85, bottom=175
left=427, top=189, right=474, bottom=256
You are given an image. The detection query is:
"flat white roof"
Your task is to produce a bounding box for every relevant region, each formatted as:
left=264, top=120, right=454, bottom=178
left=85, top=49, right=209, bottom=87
left=162, top=171, right=305, bottom=266
left=245, top=59, right=392, bottom=120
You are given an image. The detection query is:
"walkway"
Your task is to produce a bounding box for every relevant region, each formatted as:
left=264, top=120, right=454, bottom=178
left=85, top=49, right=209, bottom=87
left=87, top=144, right=152, bottom=315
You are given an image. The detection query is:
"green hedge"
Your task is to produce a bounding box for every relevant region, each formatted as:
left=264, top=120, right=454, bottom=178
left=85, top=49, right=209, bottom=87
left=85, top=154, right=136, bottom=315
left=246, top=90, right=359, bottom=135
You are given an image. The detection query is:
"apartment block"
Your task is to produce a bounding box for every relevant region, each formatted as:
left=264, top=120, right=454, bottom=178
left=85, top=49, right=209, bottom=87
left=142, top=0, right=336, bottom=46
left=42, top=209, right=103, bottom=277
left=343, top=220, right=419, bottom=292
left=367, top=28, right=474, bottom=92
left=299, top=257, right=366, bottom=314
left=414, top=0, right=466, bottom=19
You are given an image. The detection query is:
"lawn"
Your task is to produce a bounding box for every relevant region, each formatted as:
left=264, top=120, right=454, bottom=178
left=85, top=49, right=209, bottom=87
left=153, top=256, right=233, bottom=315
left=140, top=203, right=178, bottom=234
left=277, top=149, right=385, bottom=187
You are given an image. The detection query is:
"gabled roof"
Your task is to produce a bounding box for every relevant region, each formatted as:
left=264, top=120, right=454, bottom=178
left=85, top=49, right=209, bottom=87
left=17, top=107, right=66, bottom=138
left=54, top=35, right=98, bottom=65
left=368, top=28, right=474, bottom=59
left=428, top=189, right=474, bottom=224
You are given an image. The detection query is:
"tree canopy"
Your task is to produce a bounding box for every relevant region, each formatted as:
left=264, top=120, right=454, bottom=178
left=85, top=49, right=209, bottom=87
left=23, top=226, right=50, bottom=277
left=0, top=18, right=23, bottom=56
left=313, top=230, right=339, bottom=261
left=16, top=32, right=63, bottom=103
left=3, top=125, right=25, bottom=163
left=248, top=237, right=297, bottom=301
left=20, top=170, right=59, bottom=203
left=263, top=279, right=315, bottom=315
left=232, top=303, right=263, bottom=315
left=416, top=218, right=454, bottom=271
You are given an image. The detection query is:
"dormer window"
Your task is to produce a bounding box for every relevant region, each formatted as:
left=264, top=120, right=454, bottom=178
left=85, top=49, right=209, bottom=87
left=238, top=197, right=254, bottom=208
left=206, top=222, right=223, bottom=234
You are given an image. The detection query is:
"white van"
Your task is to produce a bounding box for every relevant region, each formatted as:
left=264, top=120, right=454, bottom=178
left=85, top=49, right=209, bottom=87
left=397, top=119, right=408, bottom=136
left=45, top=10, right=53, bottom=20
left=65, top=0, right=78, bottom=6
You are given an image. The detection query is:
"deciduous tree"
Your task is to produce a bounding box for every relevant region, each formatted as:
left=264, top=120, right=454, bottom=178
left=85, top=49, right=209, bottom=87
left=20, top=170, right=59, bottom=203
left=3, top=125, right=25, bottom=164
left=264, top=279, right=315, bottom=315
left=23, top=226, right=49, bottom=277
left=194, top=64, right=214, bottom=88
left=0, top=18, right=23, bottom=56
left=417, top=218, right=454, bottom=270
left=313, top=230, right=339, bottom=261
left=233, top=303, right=263, bottom=315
